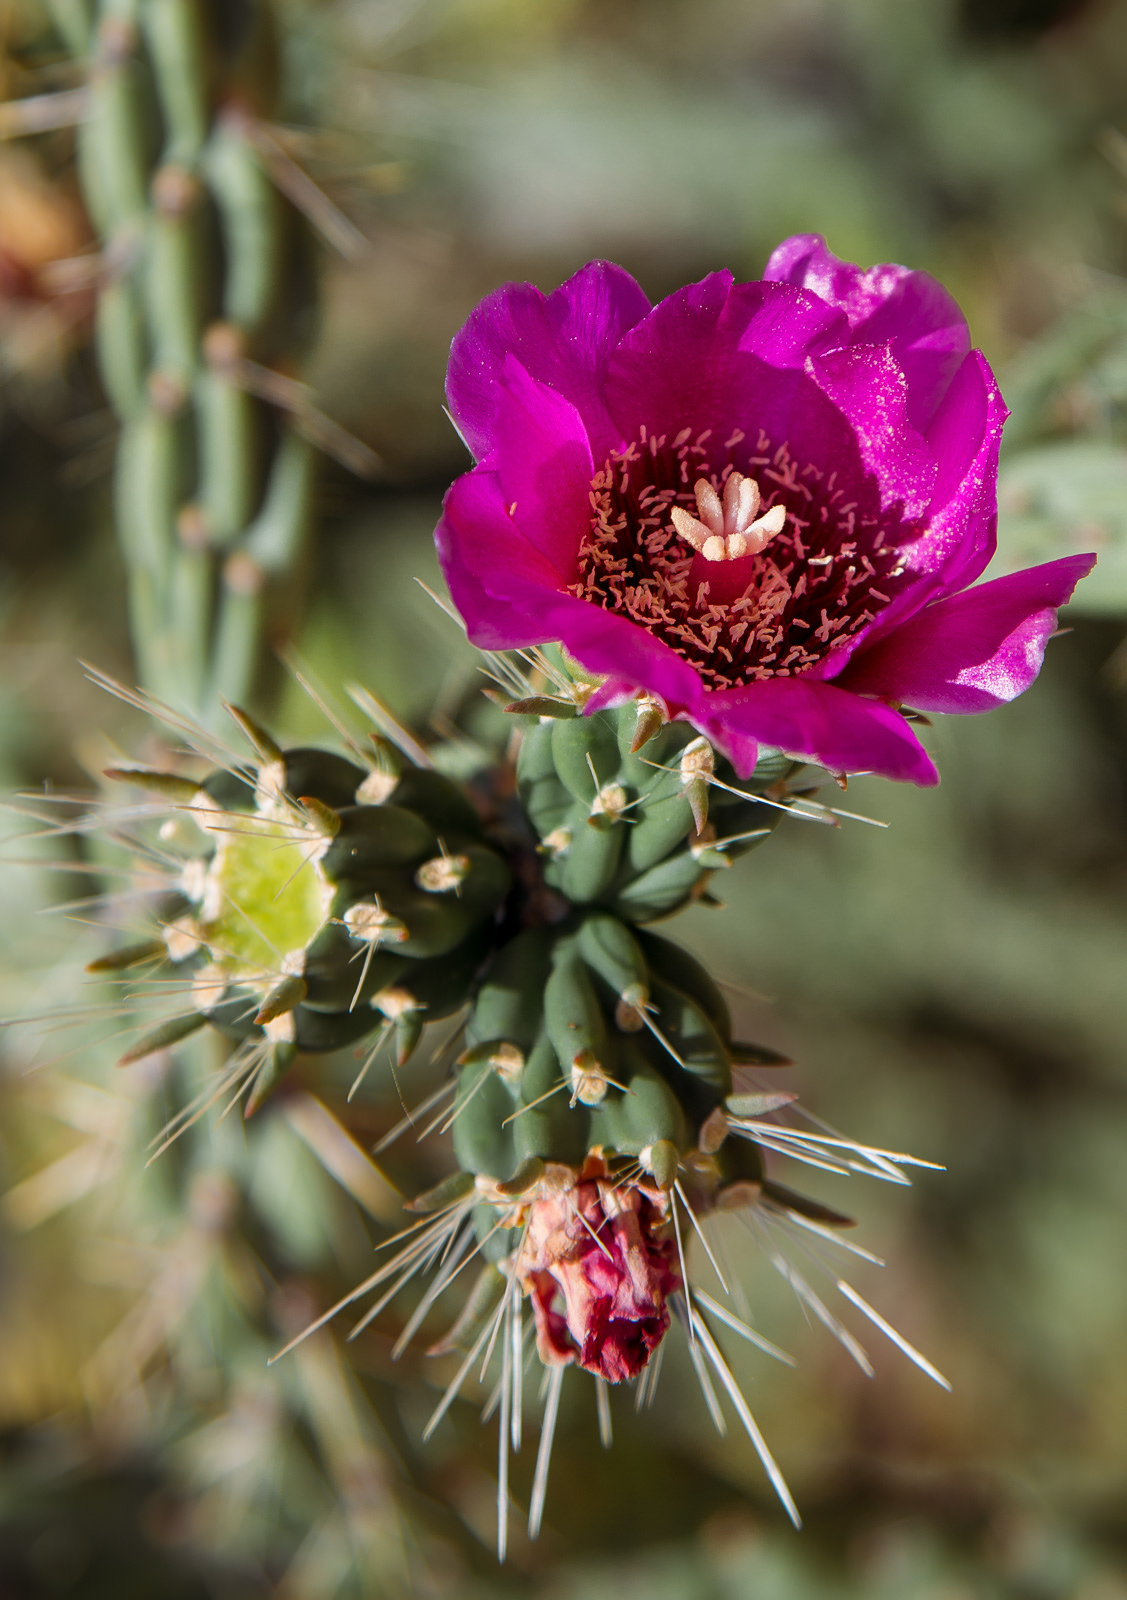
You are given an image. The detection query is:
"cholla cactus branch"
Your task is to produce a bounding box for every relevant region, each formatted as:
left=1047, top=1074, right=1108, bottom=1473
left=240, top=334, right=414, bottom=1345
left=71, top=0, right=315, bottom=716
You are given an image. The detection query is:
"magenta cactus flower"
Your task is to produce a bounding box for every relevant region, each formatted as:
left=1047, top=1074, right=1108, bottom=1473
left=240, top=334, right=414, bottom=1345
left=437, top=235, right=1094, bottom=783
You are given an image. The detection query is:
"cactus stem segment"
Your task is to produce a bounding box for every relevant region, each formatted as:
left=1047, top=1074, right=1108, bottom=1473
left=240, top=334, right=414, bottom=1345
left=77, top=650, right=940, bottom=1548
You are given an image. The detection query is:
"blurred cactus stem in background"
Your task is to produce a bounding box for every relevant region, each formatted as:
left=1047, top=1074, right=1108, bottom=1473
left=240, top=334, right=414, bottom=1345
left=53, top=0, right=317, bottom=716
left=0, top=7, right=448, bottom=1594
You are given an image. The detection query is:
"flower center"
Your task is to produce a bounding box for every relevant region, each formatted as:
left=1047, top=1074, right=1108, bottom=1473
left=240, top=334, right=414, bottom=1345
left=670, top=471, right=787, bottom=562
left=570, top=425, right=912, bottom=692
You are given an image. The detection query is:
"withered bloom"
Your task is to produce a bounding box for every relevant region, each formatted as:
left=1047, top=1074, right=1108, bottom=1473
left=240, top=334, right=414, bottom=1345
left=516, top=1160, right=681, bottom=1384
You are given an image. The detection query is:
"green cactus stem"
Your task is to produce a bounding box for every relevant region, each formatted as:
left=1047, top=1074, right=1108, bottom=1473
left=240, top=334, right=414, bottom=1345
left=72, top=0, right=319, bottom=718
left=97, top=717, right=510, bottom=1109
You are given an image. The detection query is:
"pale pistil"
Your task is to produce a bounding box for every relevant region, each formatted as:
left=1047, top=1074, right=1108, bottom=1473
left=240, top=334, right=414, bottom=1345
left=670, top=471, right=786, bottom=562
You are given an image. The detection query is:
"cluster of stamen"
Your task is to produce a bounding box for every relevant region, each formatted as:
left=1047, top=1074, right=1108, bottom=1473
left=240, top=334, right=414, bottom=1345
left=570, top=425, right=911, bottom=691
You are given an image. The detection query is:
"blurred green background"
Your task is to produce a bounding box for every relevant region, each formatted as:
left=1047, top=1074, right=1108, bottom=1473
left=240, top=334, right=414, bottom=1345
left=3, top=0, right=1127, bottom=1594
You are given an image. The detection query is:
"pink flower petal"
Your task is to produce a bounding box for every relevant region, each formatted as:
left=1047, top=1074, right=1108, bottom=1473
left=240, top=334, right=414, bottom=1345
left=765, top=233, right=970, bottom=429
left=605, top=275, right=850, bottom=449
left=840, top=553, right=1096, bottom=713
left=436, top=470, right=571, bottom=647
left=853, top=351, right=1009, bottom=650
left=698, top=677, right=939, bottom=785
left=556, top=600, right=709, bottom=713
left=808, top=344, right=937, bottom=520
left=491, top=356, right=594, bottom=578
left=446, top=260, right=650, bottom=462
left=916, top=350, right=1009, bottom=592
